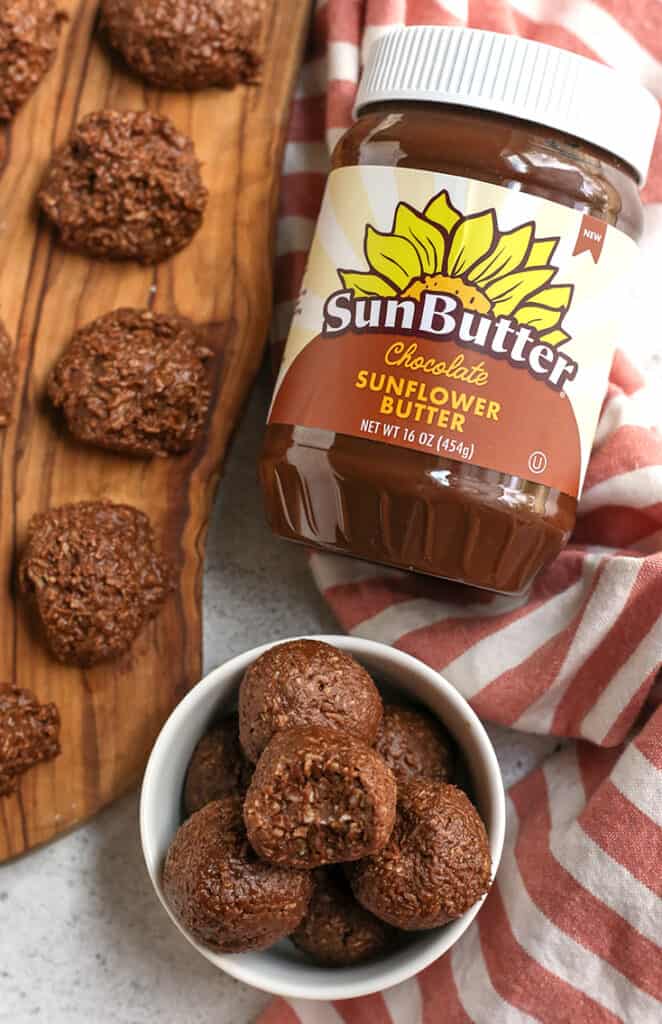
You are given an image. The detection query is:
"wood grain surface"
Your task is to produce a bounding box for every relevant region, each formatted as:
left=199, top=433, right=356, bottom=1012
left=0, top=0, right=310, bottom=861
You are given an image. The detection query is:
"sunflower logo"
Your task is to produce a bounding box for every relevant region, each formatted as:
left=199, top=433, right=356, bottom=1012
left=339, top=191, right=573, bottom=347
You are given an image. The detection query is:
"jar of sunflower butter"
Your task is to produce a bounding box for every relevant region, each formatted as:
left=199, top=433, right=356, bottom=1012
left=261, top=27, right=659, bottom=593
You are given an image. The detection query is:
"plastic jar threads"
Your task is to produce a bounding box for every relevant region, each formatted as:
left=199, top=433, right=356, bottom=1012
left=261, top=26, right=659, bottom=594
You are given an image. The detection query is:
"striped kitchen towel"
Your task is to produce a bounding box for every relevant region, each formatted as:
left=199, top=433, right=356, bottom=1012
left=265, top=2, right=662, bottom=1021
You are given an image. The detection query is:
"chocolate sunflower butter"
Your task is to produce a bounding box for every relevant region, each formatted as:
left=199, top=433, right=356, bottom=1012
left=262, top=27, right=659, bottom=593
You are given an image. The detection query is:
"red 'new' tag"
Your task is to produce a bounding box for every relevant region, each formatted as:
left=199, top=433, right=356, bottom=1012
left=572, top=214, right=606, bottom=263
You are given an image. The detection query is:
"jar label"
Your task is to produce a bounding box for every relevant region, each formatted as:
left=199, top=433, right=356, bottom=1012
left=269, top=166, right=638, bottom=497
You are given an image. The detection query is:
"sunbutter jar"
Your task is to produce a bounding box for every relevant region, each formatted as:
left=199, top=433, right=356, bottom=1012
left=261, top=27, right=659, bottom=594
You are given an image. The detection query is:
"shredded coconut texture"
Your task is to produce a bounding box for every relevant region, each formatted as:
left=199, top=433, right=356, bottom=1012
left=0, top=0, right=60, bottom=120
left=19, top=500, right=174, bottom=666
left=101, top=0, right=265, bottom=90
left=349, top=780, right=492, bottom=930
left=49, top=308, right=212, bottom=457
left=163, top=797, right=312, bottom=953
left=0, top=684, right=60, bottom=796
left=239, top=639, right=383, bottom=763
left=244, top=725, right=397, bottom=869
left=38, top=110, right=208, bottom=264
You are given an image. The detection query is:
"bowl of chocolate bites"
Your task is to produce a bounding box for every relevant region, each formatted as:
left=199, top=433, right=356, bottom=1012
left=140, top=636, right=505, bottom=1000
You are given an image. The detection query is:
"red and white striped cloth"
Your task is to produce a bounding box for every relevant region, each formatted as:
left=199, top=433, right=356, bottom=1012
left=265, top=2, right=662, bottom=1021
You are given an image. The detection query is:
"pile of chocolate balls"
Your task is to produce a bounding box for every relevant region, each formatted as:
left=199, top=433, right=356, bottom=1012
left=163, top=640, right=492, bottom=965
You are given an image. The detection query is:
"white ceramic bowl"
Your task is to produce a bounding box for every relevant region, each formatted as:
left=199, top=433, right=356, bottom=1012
left=140, top=635, right=505, bottom=1002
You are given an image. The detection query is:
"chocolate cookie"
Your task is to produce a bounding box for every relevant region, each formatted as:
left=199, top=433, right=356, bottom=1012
left=374, top=705, right=454, bottom=786
left=38, top=110, right=208, bottom=264
left=163, top=796, right=312, bottom=953
left=0, top=683, right=60, bottom=796
left=101, top=0, right=265, bottom=90
left=291, top=868, right=396, bottom=966
left=0, top=319, right=16, bottom=427
left=184, top=714, right=252, bottom=816
left=239, top=639, right=383, bottom=763
left=19, top=500, right=174, bottom=666
left=348, top=780, right=491, bottom=930
left=244, top=726, right=397, bottom=869
left=0, top=0, right=60, bottom=120
left=48, top=308, right=212, bottom=457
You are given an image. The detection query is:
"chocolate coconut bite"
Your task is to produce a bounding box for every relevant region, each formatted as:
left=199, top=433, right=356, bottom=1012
left=348, top=780, right=491, bottom=930
left=48, top=308, right=212, bottom=457
left=19, top=500, right=174, bottom=666
left=101, top=0, right=265, bottom=90
left=0, top=684, right=60, bottom=796
left=0, top=0, right=60, bottom=120
left=292, top=868, right=396, bottom=967
left=238, top=639, right=383, bottom=763
left=0, top=319, right=16, bottom=427
left=244, top=726, right=397, bottom=869
left=375, top=704, right=454, bottom=786
left=184, top=714, right=252, bottom=817
left=163, top=797, right=312, bottom=953
left=38, top=110, right=208, bottom=264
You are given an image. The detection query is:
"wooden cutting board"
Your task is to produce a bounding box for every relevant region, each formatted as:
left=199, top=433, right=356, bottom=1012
left=0, top=0, right=311, bottom=861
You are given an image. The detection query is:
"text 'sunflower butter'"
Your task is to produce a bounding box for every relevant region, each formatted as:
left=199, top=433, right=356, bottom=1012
left=261, top=26, right=659, bottom=593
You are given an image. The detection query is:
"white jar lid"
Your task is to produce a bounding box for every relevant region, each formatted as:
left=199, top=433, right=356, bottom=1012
left=355, top=26, right=660, bottom=185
